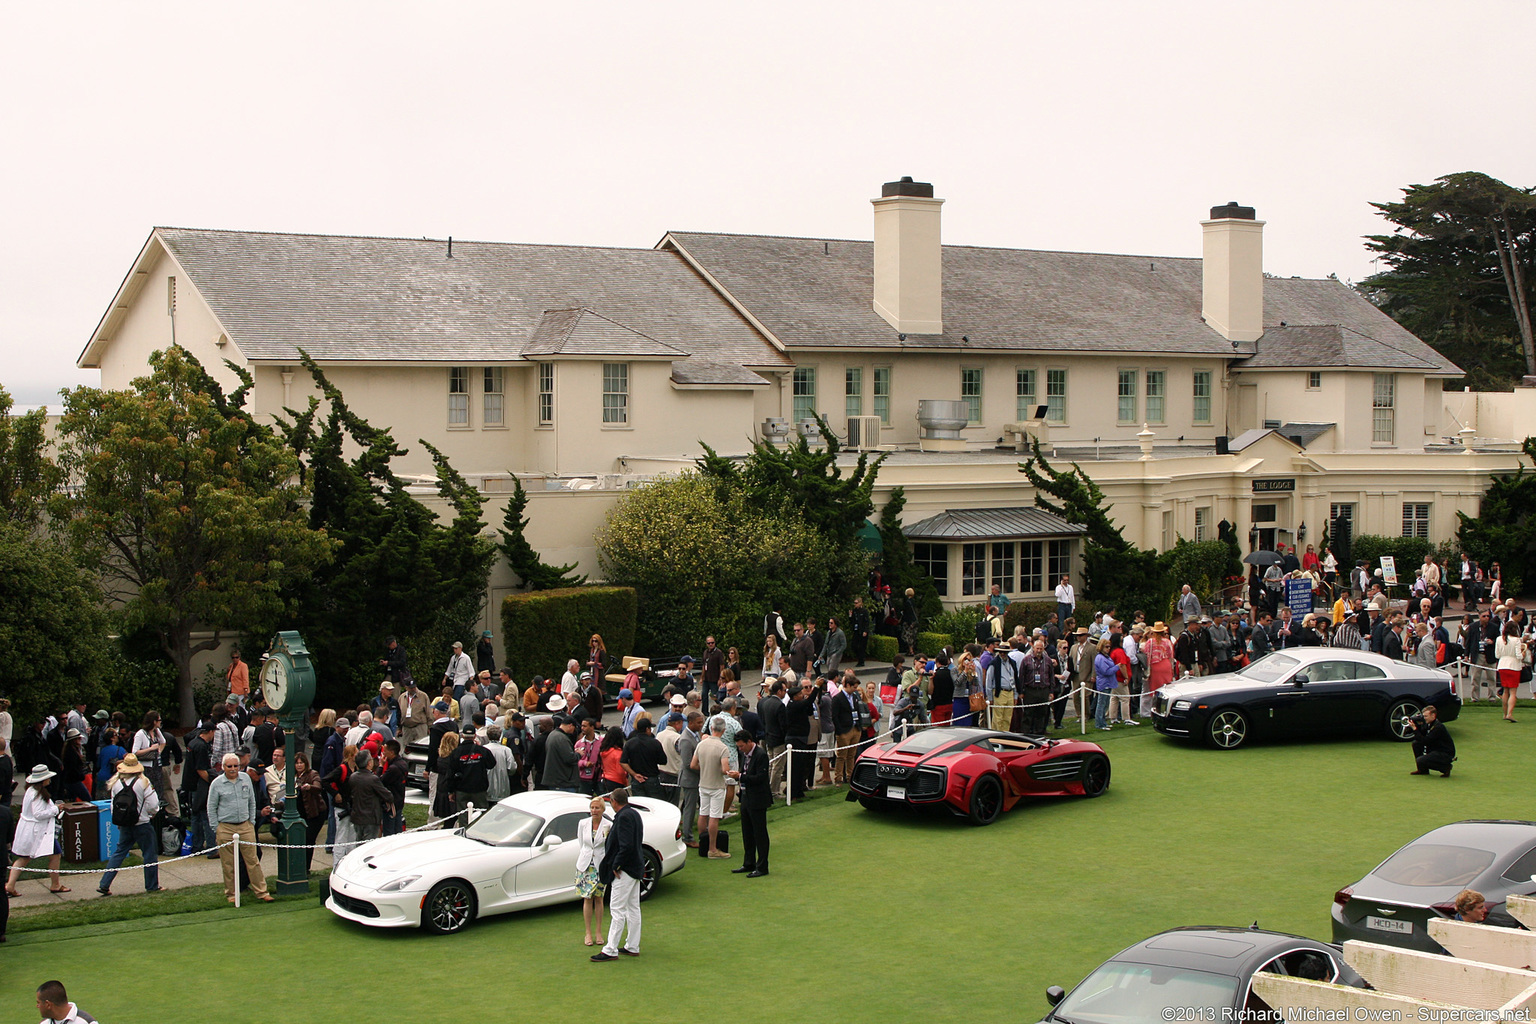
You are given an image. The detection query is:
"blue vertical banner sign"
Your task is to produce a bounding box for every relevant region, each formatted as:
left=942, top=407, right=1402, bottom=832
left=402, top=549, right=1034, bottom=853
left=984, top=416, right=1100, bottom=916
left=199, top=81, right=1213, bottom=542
left=1286, top=578, right=1313, bottom=617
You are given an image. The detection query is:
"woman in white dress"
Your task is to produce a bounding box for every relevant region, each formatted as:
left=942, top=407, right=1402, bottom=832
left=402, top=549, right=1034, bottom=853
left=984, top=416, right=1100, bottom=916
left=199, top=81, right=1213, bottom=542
left=575, top=795, right=611, bottom=946
left=6, top=765, right=67, bottom=895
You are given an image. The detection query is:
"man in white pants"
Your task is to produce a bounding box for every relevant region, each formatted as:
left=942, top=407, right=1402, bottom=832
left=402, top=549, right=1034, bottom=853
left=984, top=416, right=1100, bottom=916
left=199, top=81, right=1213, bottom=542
left=591, top=787, right=645, bottom=961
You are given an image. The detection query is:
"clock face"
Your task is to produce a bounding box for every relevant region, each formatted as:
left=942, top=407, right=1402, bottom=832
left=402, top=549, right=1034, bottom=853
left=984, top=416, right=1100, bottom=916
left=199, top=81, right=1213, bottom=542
left=261, top=657, right=288, bottom=710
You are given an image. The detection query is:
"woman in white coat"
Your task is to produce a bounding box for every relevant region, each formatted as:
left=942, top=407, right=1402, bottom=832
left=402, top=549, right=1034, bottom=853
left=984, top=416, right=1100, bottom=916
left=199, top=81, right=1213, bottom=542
left=5, top=765, right=67, bottom=896
left=575, top=795, right=612, bottom=946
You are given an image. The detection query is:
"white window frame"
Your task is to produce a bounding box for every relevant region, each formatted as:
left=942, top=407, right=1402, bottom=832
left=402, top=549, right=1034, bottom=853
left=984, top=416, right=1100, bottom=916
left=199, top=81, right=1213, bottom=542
left=1373, top=373, right=1396, bottom=444
left=1019, top=540, right=1044, bottom=593
left=1307, top=371, right=1322, bottom=390
left=1145, top=369, right=1167, bottom=425
left=448, top=366, right=470, bottom=428
left=602, top=362, right=629, bottom=426
left=961, top=542, right=987, bottom=596
left=1016, top=368, right=1037, bottom=422
left=1046, top=368, right=1067, bottom=424
left=960, top=367, right=983, bottom=426
left=845, top=367, right=863, bottom=419
left=1402, top=502, right=1430, bottom=540
left=1117, top=368, right=1138, bottom=425
left=537, top=363, right=554, bottom=426
left=990, top=542, right=1015, bottom=595
left=792, top=367, right=817, bottom=422
left=1194, top=506, right=1210, bottom=542
left=872, top=366, right=892, bottom=426
left=912, top=542, right=948, bottom=596
left=1192, top=369, right=1213, bottom=425
left=482, top=367, right=505, bottom=428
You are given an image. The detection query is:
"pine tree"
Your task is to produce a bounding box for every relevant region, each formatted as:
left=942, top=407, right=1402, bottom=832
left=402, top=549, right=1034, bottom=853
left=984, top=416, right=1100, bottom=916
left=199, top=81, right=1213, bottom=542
left=499, top=476, right=585, bottom=590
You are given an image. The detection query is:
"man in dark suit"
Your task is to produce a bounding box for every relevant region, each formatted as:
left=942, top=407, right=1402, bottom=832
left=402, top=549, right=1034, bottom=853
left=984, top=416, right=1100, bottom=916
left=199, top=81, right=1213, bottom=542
left=1383, top=614, right=1407, bottom=662
left=830, top=681, right=859, bottom=784
left=731, top=730, right=771, bottom=877
left=757, top=680, right=787, bottom=799
left=592, top=787, right=646, bottom=961
left=1409, top=705, right=1456, bottom=777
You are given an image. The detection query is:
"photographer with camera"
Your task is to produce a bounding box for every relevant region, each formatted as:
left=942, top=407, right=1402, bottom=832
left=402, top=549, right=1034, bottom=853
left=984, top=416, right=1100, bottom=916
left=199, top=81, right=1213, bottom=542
left=1408, top=705, right=1456, bottom=778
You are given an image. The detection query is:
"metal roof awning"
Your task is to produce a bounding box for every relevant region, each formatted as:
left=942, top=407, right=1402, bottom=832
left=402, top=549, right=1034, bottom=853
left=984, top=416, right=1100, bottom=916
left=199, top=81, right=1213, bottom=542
left=903, top=506, right=1086, bottom=541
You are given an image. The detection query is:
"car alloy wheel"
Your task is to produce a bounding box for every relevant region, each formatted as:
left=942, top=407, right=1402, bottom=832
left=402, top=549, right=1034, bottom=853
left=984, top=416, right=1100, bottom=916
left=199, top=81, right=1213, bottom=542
left=1385, top=700, right=1420, bottom=741
left=1207, top=709, right=1249, bottom=749
left=968, top=774, right=1003, bottom=826
left=423, top=879, right=476, bottom=934
left=639, top=848, right=662, bottom=901
left=1081, top=754, right=1111, bottom=797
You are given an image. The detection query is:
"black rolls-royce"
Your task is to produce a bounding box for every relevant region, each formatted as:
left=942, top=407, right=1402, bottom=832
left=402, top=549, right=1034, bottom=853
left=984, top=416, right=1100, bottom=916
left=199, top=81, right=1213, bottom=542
left=1151, top=648, right=1460, bottom=749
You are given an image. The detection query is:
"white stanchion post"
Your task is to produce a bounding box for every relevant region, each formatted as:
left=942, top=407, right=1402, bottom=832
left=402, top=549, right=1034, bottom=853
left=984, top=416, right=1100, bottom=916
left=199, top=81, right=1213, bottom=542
left=232, top=834, right=240, bottom=908
left=785, top=746, right=792, bottom=806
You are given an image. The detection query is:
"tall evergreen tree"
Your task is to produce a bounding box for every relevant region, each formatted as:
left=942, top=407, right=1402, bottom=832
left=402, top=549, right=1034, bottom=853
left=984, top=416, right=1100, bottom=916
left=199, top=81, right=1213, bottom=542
left=499, top=475, right=586, bottom=589
left=275, top=353, right=496, bottom=704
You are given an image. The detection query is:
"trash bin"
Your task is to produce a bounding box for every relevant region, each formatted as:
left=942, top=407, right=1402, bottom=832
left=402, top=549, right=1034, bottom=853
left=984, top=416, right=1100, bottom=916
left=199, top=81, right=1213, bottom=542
left=61, top=802, right=100, bottom=863
left=90, top=799, right=112, bottom=859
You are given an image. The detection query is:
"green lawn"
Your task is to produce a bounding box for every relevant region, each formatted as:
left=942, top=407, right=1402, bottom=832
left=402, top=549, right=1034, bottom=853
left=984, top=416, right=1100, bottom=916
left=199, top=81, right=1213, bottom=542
left=3, top=703, right=1526, bottom=1022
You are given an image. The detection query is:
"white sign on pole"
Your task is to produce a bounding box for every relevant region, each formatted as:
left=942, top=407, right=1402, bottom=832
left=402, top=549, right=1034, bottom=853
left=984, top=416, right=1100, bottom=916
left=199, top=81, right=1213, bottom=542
left=1380, top=555, right=1398, bottom=587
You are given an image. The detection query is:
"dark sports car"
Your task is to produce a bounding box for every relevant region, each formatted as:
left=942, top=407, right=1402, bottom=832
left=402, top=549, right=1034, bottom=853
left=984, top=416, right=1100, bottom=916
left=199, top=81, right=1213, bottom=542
left=1151, top=648, right=1460, bottom=749
left=1035, top=926, right=1365, bottom=1021
left=849, top=727, right=1110, bottom=825
left=1332, top=819, right=1536, bottom=953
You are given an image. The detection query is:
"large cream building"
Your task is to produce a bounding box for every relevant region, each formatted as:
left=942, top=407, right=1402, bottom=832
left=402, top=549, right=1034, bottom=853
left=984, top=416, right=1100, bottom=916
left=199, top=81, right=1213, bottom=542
left=78, top=179, right=1523, bottom=625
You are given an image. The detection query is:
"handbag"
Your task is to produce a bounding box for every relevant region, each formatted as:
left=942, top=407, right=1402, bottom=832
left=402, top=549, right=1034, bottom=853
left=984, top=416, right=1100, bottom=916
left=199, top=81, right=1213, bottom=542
left=967, top=690, right=987, bottom=714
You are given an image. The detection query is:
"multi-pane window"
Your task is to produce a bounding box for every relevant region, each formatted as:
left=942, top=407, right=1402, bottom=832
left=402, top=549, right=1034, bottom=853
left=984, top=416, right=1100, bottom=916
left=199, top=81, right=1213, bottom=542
left=1117, top=369, right=1138, bottom=424
left=792, top=367, right=816, bottom=422
left=1329, top=502, right=1354, bottom=523
left=1145, top=370, right=1166, bottom=424
left=1307, top=371, right=1322, bottom=390
left=448, top=367, right=470, bottom=426
left=1373, top=373, right=1396, bottom=444
left=483, top=367, right=504, bottom=426
left=961, top=368, right=983, bottom=425
left=1019, top=541, right=1045, bottom=593
left=845, top=368, right=863, bottom=419
left=1194, top=506, right=1210, bottom=542
left=990, top=542, right=1015, bottom=594
left=1046, top=369, right=1067, bottom=423
left=1402, top=503, right=1430, bottom=540
left=1161, top=511, right=1174, bottom=551
left=1016, top=369, right=1037, bottom=421
left=602, top=363, right=629, bottom=424
left=872, top=367, right=892, bottom=425
left=1047, top=540, right=1072, bottom=585
left=961, top=543, right=987, bottom=596
left=913, top=542, right=948, bottom=596
left=1192, top=370, right=1213, bottom=425
left=538, top=363, right=554, bottom=425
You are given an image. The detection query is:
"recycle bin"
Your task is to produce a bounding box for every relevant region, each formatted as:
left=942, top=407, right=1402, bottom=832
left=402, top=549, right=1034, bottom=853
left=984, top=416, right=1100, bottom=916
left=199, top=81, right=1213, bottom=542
left=61, top=801, right=100, bottom=863
left=90, top=799, right=112, bottom=859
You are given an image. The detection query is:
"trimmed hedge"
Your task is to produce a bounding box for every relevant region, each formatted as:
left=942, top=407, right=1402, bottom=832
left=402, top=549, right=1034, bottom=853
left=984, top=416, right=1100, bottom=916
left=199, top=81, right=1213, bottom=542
left=501, top=586, right=637, bottom=684
left=867, top=634, right=900, bottom=665
left=915, top=631, right=953, bottom=656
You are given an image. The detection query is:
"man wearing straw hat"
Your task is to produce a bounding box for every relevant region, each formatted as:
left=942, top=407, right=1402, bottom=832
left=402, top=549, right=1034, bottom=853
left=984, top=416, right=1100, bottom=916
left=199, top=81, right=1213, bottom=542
left=97, top=753, right=162, bottom=896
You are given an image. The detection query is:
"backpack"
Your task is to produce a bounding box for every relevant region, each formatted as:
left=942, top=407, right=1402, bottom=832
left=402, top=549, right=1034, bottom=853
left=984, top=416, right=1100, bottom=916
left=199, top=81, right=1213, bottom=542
left=112, top=779, right=143, bottom=827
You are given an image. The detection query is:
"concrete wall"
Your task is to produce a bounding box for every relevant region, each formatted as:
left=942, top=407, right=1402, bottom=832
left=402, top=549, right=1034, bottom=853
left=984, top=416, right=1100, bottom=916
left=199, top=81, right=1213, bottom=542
left=1443, top=387, right=1536, bottom=441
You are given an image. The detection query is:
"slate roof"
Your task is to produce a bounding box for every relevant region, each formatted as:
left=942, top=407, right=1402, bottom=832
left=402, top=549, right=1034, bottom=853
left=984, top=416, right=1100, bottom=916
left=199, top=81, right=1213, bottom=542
left=134, top=228, right=791, bottom=370
left=523, top=308, right=686, bottom=358
left=669, top=361, right=769, bottom=387
left=662, top=231, right=1460, bottom=373
left=1275, top=422, right=1336, bottom=448
left=1235, top=322, right=1450, bottom=372
left=902, top=506, right=1086, bottom=540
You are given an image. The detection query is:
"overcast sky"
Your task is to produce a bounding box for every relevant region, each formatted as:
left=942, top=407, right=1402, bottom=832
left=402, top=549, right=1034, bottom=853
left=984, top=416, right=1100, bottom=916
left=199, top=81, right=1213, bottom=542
left=2, top=0, right=1530, bottom=404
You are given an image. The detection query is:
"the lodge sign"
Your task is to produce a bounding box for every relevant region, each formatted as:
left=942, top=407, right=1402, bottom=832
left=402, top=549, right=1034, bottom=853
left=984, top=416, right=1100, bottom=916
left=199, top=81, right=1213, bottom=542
left=1251, top=478, right=1296, bottom=493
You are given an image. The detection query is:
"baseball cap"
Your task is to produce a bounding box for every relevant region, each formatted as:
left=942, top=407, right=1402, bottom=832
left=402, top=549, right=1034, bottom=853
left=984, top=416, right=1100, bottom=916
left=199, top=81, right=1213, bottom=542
left=678, top=655, right=695, bottom=664
left=619, top=688, right=634, bottom=699
left=432, top=702, right=449, bottom=713
left=336, top=718, right=351, bottom=729
left=460, top=724, right=476, bottom=737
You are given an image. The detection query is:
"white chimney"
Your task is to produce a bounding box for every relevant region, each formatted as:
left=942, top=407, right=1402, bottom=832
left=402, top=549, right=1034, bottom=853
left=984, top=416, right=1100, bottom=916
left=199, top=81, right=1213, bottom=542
left=872, top=177, right=943, bottom=335
left=1201, top=201, right=1264, bottom=343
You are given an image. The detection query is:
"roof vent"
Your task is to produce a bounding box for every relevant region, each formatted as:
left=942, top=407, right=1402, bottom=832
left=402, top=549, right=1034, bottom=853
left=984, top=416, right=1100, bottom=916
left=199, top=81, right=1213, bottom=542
left=882, top=176, right=935, bottom=198
left=1209, top=201, right=1256, bottom=220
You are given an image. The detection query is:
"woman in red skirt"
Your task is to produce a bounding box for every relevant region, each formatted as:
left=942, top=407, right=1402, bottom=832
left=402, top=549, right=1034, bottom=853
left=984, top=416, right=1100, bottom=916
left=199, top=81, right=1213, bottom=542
left=1494, top=620, right=1528, bottom=722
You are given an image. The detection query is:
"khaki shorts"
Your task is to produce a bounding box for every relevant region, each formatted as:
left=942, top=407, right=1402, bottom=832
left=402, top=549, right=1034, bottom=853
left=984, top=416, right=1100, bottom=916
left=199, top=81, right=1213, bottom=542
left=699, top=787, right=726, bottom=818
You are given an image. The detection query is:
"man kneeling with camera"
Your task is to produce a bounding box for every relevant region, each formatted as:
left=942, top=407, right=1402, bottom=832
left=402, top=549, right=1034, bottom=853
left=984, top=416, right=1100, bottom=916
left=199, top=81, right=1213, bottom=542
left=1409, top=705, right=1456, bottom=778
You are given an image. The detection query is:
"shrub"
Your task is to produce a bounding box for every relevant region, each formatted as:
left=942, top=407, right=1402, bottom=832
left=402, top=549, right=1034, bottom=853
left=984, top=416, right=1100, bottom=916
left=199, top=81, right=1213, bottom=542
left=501, top=587, right=638, bottom=684
left=1161, top=540, right=1237, bottom=616
left=867, top=634, right=900, bottom=664
left=1000, top=601, right=1058, bottom=637
left=928, top=604, right=988, bottom=651
left=915, top=631, right=954, bottom=656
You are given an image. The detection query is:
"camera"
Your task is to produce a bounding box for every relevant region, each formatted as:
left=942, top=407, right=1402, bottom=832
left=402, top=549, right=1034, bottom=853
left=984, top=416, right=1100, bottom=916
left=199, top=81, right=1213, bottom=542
left=1408, top=713, right=1426, bottom=730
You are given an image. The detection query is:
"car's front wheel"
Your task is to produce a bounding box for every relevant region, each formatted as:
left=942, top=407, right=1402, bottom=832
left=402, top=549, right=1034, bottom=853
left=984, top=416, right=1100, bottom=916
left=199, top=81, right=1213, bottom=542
left=1206, top=708, right=1250, bottom=750
left=1385, top=699, right=1420, bottom=741
left=1081, top=754, right=1111, bottom=797
left=967, top=774, right=1003, bottom=826
left=422, top=879, right=477, bottom=934
left=638, top=848, right=663, bottom=901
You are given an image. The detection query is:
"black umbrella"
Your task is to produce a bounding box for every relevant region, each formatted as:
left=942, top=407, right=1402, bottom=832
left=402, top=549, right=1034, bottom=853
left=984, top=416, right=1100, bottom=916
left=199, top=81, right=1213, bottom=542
left=1243, top=550, right=1284, bottom=567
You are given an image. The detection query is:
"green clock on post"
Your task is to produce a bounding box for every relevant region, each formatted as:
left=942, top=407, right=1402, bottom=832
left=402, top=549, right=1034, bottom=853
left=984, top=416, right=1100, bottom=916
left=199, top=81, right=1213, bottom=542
left=261, top=630, right=316, bottom=895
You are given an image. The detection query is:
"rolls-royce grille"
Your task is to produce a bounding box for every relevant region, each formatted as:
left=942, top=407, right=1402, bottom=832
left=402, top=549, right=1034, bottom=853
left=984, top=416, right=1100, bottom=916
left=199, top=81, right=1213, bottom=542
left=1029, top=757, right=1084, bottom=782
left=331, top=891, right=380, bottom=918
left=907, top=767, right=945, bottom=798
left=1157, top=693, right=1171, bottom=716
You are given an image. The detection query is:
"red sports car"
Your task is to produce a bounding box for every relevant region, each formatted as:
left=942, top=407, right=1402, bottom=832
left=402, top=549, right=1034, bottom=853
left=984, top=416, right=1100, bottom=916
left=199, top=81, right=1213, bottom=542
left=849, top=727, right=1111, bottom=825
